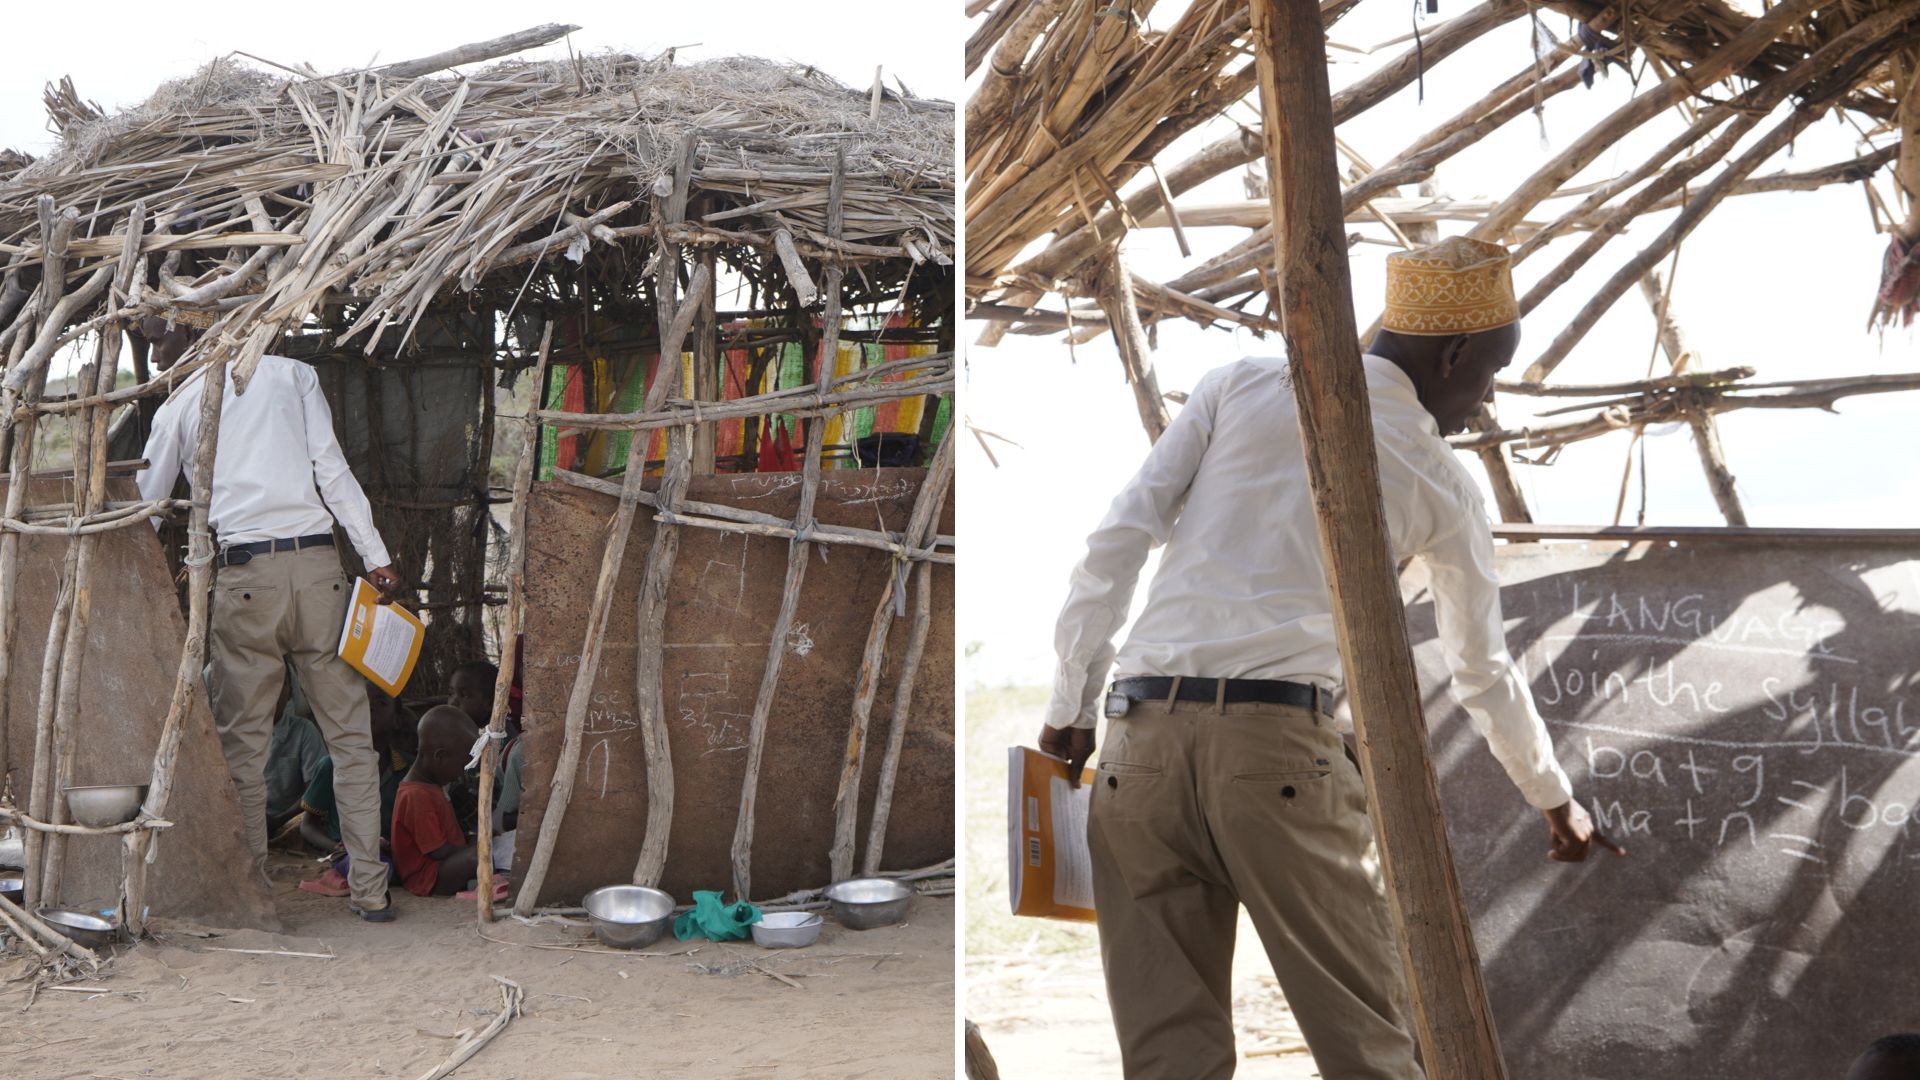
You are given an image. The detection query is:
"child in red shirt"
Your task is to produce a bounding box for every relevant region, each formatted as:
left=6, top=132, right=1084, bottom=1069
left=391, top=706, right=480, bottom=897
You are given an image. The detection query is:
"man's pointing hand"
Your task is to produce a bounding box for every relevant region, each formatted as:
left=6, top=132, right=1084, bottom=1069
left=1544, top=800, right=1627, bottom=862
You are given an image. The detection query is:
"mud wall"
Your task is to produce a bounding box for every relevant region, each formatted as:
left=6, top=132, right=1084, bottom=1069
left=0, top=479, right=277, bottom=930
left=512, top=468, right=954, bottom=904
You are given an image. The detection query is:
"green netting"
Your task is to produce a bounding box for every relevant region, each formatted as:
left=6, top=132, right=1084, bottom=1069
left=846, top=342, right=883, bottom=452
left=929, top=392, right=952, bottom=448
left=535, top=363, right=565, bottom=482
left=768, top=340, right=806, bottom=465
left=603, top=357, right=650, bottom=474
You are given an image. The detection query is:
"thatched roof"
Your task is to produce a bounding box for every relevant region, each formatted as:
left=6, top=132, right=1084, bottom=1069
left=0, top=24, right=954, bottom=388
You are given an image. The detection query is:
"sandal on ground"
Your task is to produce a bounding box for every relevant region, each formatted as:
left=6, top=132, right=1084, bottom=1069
left=456, top=877, right=511, bottom=902
left=297, top=868, right=350, bottom=897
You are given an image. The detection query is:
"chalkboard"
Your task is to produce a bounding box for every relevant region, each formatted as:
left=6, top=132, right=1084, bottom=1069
left=1404, top=540, right=1920, bottom=1080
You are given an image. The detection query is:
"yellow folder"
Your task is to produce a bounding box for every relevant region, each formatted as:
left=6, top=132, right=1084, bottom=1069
left=335, top=577, right=425, bottom=696
left=1007, top=746, right=1097, bottom=922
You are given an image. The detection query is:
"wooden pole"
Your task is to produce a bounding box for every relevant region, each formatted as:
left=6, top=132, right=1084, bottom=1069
left=474, top=321, right=551, bottom=924
left=514, top=268, right=707, bottom=912
left=42, top=207, right=145, bottom=906
left=1523, top=104, right=1832, bottom=384
left=17, top=199, right=75, bottom=907
left=692, top=248, right=718, bottom=475
left=627, top=133, right=704, bottom=892
left=727, top=150, right=846, bottom=901
left=1468, top=0, right=1822, bottom=244
left=826, top=435, right=953, bottom=881
left=1638, top=273, right=1746, bottom=526
left=860, top=435, right=954, bottom=876
left=1252, top=2, right=1510, bottom=1076
left=1090, top=246, right=1171, bottom=445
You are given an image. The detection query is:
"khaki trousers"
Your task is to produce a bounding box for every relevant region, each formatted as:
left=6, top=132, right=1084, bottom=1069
left=209, top=545, right=387, bottom=908
left=1088, top=697, right=1421, bottom=1080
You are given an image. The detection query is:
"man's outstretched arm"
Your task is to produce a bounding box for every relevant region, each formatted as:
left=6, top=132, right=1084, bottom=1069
left=1421, top=508, right=1625, bottom=861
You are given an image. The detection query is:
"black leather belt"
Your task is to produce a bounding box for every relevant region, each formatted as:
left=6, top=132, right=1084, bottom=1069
left=219, top=533, right=334, bottom=567
left=1110, top=676, right=1334, bottom=717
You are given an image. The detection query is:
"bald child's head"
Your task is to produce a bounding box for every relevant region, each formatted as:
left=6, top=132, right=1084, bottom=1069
left=411, top=705, right=479, bottom=785
left=1850, top=1036, right=1920, bottom=1080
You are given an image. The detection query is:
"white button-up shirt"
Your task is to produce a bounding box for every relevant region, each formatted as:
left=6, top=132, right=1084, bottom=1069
left=1047, top=353, right=1573, bottom=810
left=137, top=354, right=391, bottom=569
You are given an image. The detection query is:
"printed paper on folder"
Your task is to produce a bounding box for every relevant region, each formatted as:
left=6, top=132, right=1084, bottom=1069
left=336, top=577, right=425, bottom=696
left=1007, top=746, right=1096, bottom=922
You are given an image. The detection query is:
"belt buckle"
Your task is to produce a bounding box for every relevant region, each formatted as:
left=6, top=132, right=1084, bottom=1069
left=1104, top=691, right=1131, bottom=719
left=223, top=547, right=252, bottom=566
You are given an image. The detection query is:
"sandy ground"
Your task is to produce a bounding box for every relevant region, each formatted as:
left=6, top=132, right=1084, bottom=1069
left=2, top=852, right=955, bottom=1079
left=965, top=687, right=1319, bottom=1079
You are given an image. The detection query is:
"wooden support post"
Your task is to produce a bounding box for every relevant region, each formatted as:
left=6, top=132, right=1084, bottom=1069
left=17, top=198, right=75, bottom=907
left=829, top=433, right=954, bottom=881
left=43, top=207, right=145, bottom=907
left=1251, top=2, right=1511, bottom=1077
left=692, top=249, right=718, bottom=475
left=1639, top=273, right=1746, bottom=526
left=729, top=151, right=846, bottom=901
left=1090, top=246, right=1171, bottom=445
left=627, top=132, right=704, bottom=892
left=515, top=248, right=708, bottom=912
left=860, top=435, right=954, bottom=876
left=474, top=322, right=551, bottom=924
left=124, top=349, right=227, bottom=937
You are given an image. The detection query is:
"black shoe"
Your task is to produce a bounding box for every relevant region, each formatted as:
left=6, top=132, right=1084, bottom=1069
left=350, top=896, right=397, bottom=923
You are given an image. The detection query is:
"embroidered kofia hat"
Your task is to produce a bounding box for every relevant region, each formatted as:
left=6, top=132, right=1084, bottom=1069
left=1381, top=236, right=1519, bottom=336
left=160, top=303, right=219, bottom=331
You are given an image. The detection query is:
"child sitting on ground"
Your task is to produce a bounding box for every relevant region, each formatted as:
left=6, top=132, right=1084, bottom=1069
left=391, top=706, right=481, bottom=897
left=298, top=686, right=412, bottom=854
left=442, top=660, right=499, bottom=833
left=447, top=660, right=502, bottom=731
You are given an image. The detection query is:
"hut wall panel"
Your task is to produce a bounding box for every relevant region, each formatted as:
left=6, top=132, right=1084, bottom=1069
left=511, top=469, right=954, bottom=904
left=1, top=479, right=278, bottom=930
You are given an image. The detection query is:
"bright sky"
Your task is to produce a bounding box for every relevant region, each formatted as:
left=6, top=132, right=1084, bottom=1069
left=0, top=2, right=961, bottom=156
left=962, top=3, right=1920, bottom=688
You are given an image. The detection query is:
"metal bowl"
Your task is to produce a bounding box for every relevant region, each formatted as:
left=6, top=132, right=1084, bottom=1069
left=751, top=911, right=824, bottom=949
left=824, top=878, right=912, bottom=930
left=0, top=873, right=22, bottom=906
left=581, top=885, right=675, bottom=950
left=37, top=909, right=117, bottom=950
left=62, top=784, right=149, bottom=828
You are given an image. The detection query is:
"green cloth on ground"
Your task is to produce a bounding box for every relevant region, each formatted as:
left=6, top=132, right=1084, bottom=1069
left=672, top=890, right=762, bottom=942
left=299, top=748, right=410, bottom=842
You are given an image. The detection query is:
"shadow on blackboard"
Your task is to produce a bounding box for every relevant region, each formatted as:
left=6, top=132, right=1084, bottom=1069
left=1403, top=542, right=1920, bottom=1080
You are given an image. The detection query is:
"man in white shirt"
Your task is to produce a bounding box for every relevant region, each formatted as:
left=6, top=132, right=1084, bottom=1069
left=138, top=307, right=404, bottom=922
left=1039, top=238, right=1620, bottom=1079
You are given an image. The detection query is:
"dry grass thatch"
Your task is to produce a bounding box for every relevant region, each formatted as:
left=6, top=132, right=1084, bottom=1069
left=0, top=23, right=954, bottom=389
